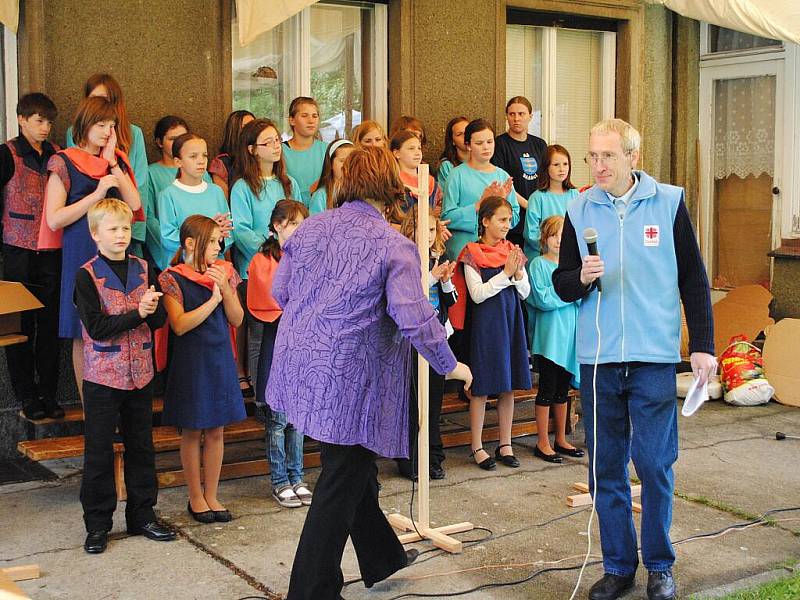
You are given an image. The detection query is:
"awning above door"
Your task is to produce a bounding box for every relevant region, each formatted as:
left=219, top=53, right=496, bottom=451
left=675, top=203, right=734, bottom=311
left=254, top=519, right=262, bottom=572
left=236, top=0, right=319, bottom=46
left=646, top=0, right=800, bottom=45
left=0, top=0, right=18, bottom=33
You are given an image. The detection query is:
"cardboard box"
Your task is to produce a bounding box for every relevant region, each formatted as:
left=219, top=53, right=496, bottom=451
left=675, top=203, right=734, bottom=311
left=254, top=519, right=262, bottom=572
left=0, top=281, right=44, bottom=347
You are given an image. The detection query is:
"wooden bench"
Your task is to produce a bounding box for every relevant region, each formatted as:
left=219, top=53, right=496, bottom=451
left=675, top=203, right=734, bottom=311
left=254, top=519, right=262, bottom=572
left=18, top=417, right=266, bottom=500
left=18, top=388, right=579, bottom=499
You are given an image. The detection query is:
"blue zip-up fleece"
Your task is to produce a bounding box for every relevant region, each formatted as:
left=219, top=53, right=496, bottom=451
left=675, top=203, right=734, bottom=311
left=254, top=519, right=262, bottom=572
left=566, top=171, right=683, bottom=364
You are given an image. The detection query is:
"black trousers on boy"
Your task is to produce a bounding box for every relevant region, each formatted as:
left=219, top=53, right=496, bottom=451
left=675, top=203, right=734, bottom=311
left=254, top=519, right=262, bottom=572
left=287, top=442, right=407, bottom=600
left=2, top=245, right=61, bottom=403
left=80, top=380, right=158, bottom=533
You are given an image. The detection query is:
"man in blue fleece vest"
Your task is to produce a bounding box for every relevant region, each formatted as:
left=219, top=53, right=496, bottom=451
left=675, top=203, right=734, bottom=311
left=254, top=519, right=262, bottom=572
left=553, top=119, right=715, bottom=600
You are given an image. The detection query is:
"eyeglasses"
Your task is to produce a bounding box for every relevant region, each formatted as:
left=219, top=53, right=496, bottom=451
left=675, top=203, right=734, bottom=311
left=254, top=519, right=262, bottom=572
left=584, top=152, right=628, bottom=166
left=255, top=138, right=282, bottom=147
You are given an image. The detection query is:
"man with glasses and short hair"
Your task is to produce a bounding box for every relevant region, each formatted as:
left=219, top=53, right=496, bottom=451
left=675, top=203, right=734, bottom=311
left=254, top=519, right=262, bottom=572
left=553, top=118, right=715, bottom=600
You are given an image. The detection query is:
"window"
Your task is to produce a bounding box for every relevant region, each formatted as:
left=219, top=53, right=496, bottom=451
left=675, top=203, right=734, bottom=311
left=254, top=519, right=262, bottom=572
left=0, top=25, right=18, bottom=142
left=704, top=25, right=782, bottom=56
left=506, top=24, right=615, bottom=187
left=232, top=2, right=387, bottom=142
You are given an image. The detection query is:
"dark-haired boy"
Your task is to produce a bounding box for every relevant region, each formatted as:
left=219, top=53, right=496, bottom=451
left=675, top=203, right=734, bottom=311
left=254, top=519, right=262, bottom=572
left=0, top=92, right=63, bottom=419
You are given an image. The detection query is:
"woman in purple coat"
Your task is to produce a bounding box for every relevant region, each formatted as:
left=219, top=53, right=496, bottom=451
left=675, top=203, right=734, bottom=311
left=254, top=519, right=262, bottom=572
left=266, top=147, right=471, bottom=599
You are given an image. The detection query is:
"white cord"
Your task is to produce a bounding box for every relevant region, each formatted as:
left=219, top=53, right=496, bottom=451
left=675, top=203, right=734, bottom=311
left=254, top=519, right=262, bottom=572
left=569, top=289, right=602, bottom=600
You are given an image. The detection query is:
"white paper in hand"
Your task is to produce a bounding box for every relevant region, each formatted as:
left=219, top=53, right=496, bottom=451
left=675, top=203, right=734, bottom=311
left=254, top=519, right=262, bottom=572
left=681, top=376, right=709, bottom=417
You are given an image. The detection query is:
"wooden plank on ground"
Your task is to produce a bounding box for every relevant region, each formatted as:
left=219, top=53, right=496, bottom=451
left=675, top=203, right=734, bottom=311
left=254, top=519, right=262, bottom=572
left=0, top=566, right=39, bottom=582
left=0, top=570, right=29, bottom=599
left=572, top=482, right=641, bottom=498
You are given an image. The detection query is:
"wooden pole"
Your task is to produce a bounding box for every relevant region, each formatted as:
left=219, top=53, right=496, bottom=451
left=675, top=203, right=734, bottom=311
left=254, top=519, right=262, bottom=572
left=416, top=164, right=431, bottom=529
left=386, top=164, right=475, bottom=553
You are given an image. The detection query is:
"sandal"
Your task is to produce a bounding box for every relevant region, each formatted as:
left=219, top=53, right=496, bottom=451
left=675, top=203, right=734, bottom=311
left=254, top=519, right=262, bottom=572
left=494, top=444, right=520, bottom=468
left=469, top=447, right=496, bottom=471
left=272, top=484, right=302, bottom=508
left=239, top=376, right=254, bottom=398
left=292, top=483, right=313, bottom=506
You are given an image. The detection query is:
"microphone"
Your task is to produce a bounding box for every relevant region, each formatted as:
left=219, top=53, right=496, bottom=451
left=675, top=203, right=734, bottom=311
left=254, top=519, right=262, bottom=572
left=583, top=227, right=602, bottom=292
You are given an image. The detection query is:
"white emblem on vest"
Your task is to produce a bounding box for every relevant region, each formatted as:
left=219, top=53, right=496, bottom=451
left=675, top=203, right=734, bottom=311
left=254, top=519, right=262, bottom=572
left=644, top=225, right=660, bottom=247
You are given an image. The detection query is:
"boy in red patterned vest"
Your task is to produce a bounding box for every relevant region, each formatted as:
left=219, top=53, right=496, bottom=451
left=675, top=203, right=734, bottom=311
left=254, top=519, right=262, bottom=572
left=74, top=199, right=175, bottom=554
left=0, top=93, right=64, bottom=419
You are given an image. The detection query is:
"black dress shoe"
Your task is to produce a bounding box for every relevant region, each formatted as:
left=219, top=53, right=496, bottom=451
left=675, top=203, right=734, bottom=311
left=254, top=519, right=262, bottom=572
left=128, top=521, right=177, bottom=541
left=84, top=530, right=108, bottom=554
left=534, top=446, right=563, bottom=463
left=41, top=396, right=65, bottom=419
left=647, top=570, right=676, bottom=600
left=495, top=444, right=520, bottom=467
left=213, top=510, right=233, bottom=523
left=365, top=548, right=421, bottom=588
left=429, top=465, right=446, bottom=480
left=187, top=502, right=215, bottom=524
left=588, top=573, right=635, bottom=600
left=22, top=398, right=46, bottom=421
left=554, top=443, right=585, bottom=458
left=395, top=458, right=418, bottom=482
left=469, top=447, right=496, bottom=470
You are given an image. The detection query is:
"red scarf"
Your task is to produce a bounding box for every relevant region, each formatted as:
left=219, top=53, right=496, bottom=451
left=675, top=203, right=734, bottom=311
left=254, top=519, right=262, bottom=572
left=60, top=147, right=143, bottom=221
left=154, top=260, right=239, bottom=372
left=450, top=239, right=514, bottom=330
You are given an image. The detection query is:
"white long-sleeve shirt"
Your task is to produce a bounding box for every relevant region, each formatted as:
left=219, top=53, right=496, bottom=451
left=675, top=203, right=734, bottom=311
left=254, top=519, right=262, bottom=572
left=464, top=264, right=530, bottom=304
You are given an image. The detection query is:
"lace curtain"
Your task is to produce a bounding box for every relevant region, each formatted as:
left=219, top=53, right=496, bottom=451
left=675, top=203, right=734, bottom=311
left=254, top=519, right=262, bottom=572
left=713, top=75, right=775, bottom=180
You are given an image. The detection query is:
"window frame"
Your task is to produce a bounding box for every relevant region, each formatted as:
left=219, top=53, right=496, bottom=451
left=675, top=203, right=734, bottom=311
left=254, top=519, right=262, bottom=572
left=234, top=1, right=387, bottom=135
left=506, top=23, right=615, bottom=185
left=700, top=22, right=784, bottom=61
left=699, top=23, right=800, bottom=242
left=2, top=25, right=17, bottom=141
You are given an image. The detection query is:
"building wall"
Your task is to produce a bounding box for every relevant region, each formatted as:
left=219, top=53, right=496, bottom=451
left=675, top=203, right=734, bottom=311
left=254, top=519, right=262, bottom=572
left=18, top=0, right=232, bottom=161
left=388, top=0, right=505, bottom=165
left=0, top=0, right=715, bottom=460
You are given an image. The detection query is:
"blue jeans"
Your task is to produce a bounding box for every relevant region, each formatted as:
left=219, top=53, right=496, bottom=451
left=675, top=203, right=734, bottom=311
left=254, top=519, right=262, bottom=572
left=580, top=362, right=678, bottom=576
left=267, top=408, right=305, bottom=488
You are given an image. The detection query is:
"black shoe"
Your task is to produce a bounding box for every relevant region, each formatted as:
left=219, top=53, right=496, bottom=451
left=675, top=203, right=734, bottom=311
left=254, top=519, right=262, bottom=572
left=239, top=376, right=254, bottom=398
left=534, top=446, right=563, bottom=463
left=187, top=502, right=215, bottom=524
left=429, top=465, right=446, bottom=480
left=469, top=447, right=496, bottom=470
left=128, top=521, right=177, bottom=542
left=84, top=530, right=108, bottom=554
left=396, top=460, right=418, bottom=482
left=213, top=510, right=233, bottom=523
left=647, top=570, right=676, bottom=600
left=553, top=443, right=585, bottom=458
left=22, top=398, right=46, bottom=420
left=588, top=573, right=635, bottom=600
left=41, top=396, right=65, bottom=419
left=405, top=548, right=419, bottom=566
left=365, top=548, right=420, bottom=588
left=494, top=444, right=520, bottom=468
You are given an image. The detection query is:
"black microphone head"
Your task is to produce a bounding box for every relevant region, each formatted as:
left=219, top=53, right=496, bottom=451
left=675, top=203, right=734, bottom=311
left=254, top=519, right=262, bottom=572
left=583, top=227, right=598, bottom=244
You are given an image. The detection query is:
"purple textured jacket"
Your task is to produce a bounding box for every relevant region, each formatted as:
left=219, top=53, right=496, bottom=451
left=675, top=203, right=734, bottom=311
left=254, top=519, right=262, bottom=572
left=266, top=200, right=457, bottom=458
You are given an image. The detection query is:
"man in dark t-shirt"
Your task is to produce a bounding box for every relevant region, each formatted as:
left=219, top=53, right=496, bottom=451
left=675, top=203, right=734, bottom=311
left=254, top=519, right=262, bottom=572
left=491, top=96, right=547, bottom=247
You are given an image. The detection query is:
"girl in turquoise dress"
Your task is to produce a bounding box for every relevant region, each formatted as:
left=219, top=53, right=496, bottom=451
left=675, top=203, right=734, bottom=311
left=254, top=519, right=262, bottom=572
left=528, top=215, right=583, bottom=463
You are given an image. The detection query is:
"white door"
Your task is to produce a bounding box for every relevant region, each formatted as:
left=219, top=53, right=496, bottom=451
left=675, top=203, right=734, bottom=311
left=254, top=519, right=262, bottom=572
left=699, top=58, right=783, bottom=288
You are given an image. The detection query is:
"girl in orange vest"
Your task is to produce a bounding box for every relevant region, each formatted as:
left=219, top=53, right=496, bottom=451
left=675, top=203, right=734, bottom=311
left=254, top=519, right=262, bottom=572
left=248, top=199, right=311, bottom=508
